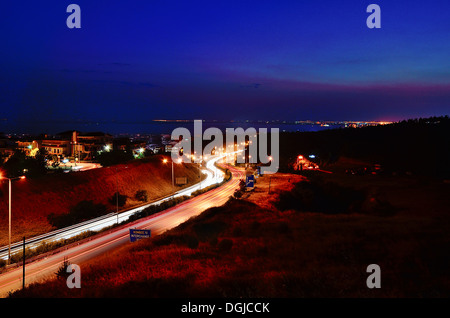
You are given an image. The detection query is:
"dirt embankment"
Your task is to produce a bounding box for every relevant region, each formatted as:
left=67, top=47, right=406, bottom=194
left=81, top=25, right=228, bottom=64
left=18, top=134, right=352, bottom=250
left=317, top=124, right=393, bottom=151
left=0, top=155, right=202, bottom=246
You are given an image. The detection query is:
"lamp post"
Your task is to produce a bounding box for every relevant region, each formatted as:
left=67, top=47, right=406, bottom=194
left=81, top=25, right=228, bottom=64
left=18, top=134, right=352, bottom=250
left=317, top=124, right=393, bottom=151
left=0, top=174, right=26, bottom=264
left=115, top=167, right=119, bottom=224
left=268, top=156, right=273, bottom=194
left=163, top=157, right=182, bottom=198
left=199, top=156, right=203, bottom=190
left=108, top=165, right=127, bottom=225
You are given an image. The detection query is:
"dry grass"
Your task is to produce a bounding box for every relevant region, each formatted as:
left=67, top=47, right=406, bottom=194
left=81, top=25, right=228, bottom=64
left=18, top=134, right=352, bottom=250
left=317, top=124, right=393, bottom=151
left=0, top=155, right=202, bottom=246
left=11, top=169, right=450, bottom=297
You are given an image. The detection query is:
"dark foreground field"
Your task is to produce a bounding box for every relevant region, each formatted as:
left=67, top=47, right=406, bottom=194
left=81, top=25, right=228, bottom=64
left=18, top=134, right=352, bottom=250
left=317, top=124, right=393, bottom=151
left=10, top=168, right=450, bottom=298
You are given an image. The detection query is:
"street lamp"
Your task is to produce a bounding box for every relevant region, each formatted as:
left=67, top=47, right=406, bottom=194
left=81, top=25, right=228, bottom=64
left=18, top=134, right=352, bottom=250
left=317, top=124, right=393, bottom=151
left=163, top=157, right=182, bottom=198
left=0, top=174, right=26, bottom=264
left=268, top=156, right=273, bottom=194
left=110, top=166, right=128, bottom=224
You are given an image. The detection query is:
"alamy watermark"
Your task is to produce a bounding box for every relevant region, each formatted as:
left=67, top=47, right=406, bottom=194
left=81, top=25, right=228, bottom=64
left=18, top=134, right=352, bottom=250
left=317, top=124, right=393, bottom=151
left=366, top=264, right=381, bottom=289
left=366, top=4, right=381, bottom=29
left=170, top=120, right=279, bottom=174
left=66, top=264, right=81, bottom=289
left=66, top=4, right=381, bottom=30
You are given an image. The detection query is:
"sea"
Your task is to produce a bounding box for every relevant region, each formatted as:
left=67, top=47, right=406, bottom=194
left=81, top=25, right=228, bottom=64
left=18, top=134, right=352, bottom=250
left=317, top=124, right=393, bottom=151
left=1, top=120, right=345, bottom=137
left=105, top=121, right=344, bottom=137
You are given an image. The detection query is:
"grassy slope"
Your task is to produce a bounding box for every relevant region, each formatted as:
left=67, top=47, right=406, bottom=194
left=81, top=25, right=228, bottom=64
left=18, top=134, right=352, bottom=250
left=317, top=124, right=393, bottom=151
left=11, top=169, right=450, bottom=298
left=0, top=155, right=202, bottom=246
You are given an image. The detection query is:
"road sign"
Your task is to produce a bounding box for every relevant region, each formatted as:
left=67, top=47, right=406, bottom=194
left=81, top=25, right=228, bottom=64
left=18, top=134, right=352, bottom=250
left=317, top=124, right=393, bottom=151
left=129, top=229, right=151, bottom=242
left=246, top=175, right=254, bottom=188
left=176, top=176, right=188, bottom=185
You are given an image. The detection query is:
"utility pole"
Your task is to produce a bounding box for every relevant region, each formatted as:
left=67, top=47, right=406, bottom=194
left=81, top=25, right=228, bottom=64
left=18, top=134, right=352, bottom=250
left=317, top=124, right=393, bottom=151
left=22, top=236, right=25, bottom=290
left=0, top=175, right=26, bottom=264
left=115, top=167, right=119, bottom=224
left=171, top=160, right=174, bottom=199
left=8, top=179, right=11, bottom=263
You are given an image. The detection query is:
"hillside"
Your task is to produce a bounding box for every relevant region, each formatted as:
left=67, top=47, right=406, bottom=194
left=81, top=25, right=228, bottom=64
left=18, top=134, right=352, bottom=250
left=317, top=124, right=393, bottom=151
left=10, top=168, right=450, bottom=298
left=279, top=116, right=450, bottom=178
left=0, top=155, right=203, bottom=246
left=6, top=117, right=450, bottom=298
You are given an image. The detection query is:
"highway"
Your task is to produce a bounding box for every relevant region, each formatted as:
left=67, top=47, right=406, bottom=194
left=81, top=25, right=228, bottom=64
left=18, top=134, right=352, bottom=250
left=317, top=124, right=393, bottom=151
left=0, top=154, right=244, bottom=297
left=0, top=154, right=228, bottom=260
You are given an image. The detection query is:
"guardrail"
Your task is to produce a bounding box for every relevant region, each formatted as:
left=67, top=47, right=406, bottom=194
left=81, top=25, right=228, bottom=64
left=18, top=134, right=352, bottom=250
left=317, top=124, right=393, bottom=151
left=0, top=155, right=228, bottom=264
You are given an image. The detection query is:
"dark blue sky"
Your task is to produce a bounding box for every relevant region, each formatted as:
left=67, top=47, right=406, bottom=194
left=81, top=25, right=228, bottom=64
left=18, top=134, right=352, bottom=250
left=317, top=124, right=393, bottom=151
left=0, top=0, right=449, bottom=134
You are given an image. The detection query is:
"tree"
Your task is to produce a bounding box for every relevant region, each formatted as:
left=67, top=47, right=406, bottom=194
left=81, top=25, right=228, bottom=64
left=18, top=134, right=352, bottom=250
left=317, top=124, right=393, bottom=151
left=233, top=179, right=247, bottom=199
left=97, top=149, right=134, bottom=167
left=1, top=149, right=49, bottom=178
left=55, top=257, right=71, bottom=280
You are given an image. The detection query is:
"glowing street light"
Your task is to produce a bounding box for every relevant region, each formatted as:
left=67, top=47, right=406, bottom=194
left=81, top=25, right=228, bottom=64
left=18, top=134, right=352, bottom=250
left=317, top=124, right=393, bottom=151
left=0, top=174, right=26, bottom=264
left=163, top=157, right=182, bottom=197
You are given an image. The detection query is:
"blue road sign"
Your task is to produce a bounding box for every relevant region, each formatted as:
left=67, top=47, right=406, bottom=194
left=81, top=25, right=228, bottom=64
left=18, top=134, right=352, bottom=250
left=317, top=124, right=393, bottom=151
left=246, top=175, right=254, bottom=188
left=129, top=229, right=151, bottom=242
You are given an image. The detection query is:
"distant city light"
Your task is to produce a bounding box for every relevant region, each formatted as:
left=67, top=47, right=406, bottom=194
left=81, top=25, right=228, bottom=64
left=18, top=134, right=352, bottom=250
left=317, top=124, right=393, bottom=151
left=309, top=155, right=316, bottom=159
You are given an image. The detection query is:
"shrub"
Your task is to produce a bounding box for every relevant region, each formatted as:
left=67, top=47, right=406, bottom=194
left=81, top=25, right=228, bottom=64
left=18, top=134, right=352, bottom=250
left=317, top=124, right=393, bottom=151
left=275, top=179, right=366, bottom=214
left=193, top=221, right=228, bottom=242
left=55, top=257, right=71, bottom=280
left=47, top=200, right=108, bottom=229
left=218, top=238, right=233, bottom=253
left=135, top=190, right=148, bottom=202
left=96, top=150, right=134, bottom=167
left=109, top=192, right=128, bottom=207
left=184, top=235, right=199, bottom=249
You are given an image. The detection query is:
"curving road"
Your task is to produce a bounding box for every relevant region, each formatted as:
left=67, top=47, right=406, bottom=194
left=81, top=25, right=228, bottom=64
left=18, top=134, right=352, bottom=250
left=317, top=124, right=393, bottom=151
left=0, top=155, right=244, bottom=297
left=0, top=154, right=230, bottom=260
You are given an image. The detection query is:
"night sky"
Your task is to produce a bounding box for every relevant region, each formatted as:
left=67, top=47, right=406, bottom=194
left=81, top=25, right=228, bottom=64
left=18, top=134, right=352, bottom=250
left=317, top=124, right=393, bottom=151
left=0, top=0, right=449, bottom=134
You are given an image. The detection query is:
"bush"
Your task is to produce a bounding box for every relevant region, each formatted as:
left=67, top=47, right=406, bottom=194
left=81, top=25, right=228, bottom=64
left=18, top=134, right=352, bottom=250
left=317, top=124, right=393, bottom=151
left=48, top=200, right=108, bottom=229
left=232, top=179, right=246, bottom=199
left=218, top=238, right=233, bottom=253
left=55, top=257, right=71, bottom=280
left=275, top=179, right=366, bottom=214
left=184, top=235, right=199, bottom=249
left=135, top=190, right=148, bottom=202
left=109, top=192, right=128, bottom=207
left=96, top=150, right=134, bottom=167
left=193, top=221, right=228, bottom=242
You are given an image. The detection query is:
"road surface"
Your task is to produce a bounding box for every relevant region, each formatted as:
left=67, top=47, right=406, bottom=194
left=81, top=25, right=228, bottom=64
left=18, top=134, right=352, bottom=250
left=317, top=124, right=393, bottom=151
left=0, top=156, right=244, bottom=297
left=0, top=154, right=229, bottom=260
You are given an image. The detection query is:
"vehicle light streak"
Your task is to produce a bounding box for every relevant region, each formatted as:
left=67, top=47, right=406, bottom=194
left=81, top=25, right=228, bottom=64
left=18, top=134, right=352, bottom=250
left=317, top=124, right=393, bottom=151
left=0, top=153, right=244, bottom=297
